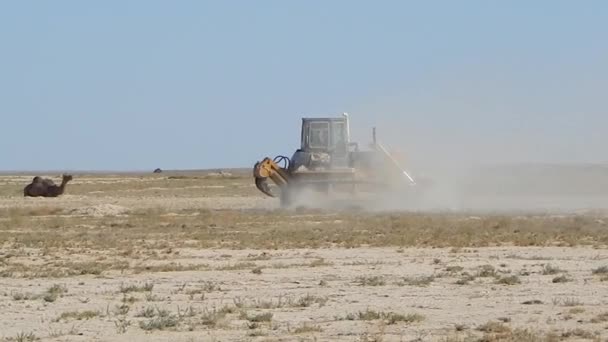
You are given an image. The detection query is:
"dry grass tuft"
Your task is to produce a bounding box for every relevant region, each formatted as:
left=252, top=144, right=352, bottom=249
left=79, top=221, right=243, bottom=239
left=495, top=275, right=521, bottom=285
left=455, top=273, right=476, bottom=285
left=138, top=310, right=179, bottom=331
left=477, top=265, right=497, bottom=278
left=445, top=266, right=464, bottom=273
left=542, top=264, right=564, bottom=275
left=119, top=282, right=154, bottom=293
left=590, top=312, right=608, bottom=323
left=355, top=276, right=386, bottom=286
left=4, top=331, right=39, bottom=342
left=342, top=309, right=424, bottom=324
left=552, top=275, right=572, bottom=283
left=477, top=321, right=511, bottom=333
left=568, top=307, right=585, bottom=314
left=560, top=328, right=597, bottom=339
left=43, top=284, right=67, bottom=303
left=200, top=308, right=228, bottom=327
left=293, top=323, right=323, bottom=334
left=54, top=310, right=100, bottom=322
left=398, top=275, right=435, bottom=287
left=553, top=297, right=582, bottom=307
left=591, top=265, right=608, bottom=275
left=240, top=311, right=273, bottom=323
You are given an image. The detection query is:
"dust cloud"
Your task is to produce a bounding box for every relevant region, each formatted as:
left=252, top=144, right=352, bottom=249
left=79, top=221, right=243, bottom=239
left=288, top=157, right=608, bottom=215
left=289, top=72, right=608, bottom=214
left=329, top=67, right=608, bottom=214
left=340, top=125, right=607, bottom=213
left=347, top=127, right=608, bottom=214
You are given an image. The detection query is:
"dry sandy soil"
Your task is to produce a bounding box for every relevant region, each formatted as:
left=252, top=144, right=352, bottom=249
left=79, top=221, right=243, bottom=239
left=0, top=172, right=607, bottom=342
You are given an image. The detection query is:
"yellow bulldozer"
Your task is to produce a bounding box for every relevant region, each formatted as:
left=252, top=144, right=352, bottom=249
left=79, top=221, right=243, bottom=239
left=253, top=113, right=419, bottom=207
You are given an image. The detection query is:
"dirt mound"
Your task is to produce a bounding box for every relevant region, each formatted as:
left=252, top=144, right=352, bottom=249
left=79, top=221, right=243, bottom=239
left=69, top=204, right=129, bottom=217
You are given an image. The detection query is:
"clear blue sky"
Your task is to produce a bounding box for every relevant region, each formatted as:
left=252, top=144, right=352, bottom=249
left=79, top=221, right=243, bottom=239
left=1, top=1, right=606, bottom=171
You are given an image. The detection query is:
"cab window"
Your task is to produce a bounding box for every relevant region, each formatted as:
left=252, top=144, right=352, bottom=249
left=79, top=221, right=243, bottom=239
left=309, top=122, right=329, bottom=148
left=332, top=122, right=346, bottom=148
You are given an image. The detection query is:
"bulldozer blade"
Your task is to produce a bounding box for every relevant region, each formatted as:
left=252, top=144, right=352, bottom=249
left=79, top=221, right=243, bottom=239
left=255, top=176, right=275, bottom=197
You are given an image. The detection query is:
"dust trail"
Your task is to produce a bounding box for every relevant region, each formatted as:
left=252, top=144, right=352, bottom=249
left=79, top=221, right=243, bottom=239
left=284, top=162, right=608, bottom=215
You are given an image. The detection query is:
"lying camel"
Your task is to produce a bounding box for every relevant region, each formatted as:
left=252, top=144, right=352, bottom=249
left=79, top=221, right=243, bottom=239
left=24, top=174, right=73, bottom=197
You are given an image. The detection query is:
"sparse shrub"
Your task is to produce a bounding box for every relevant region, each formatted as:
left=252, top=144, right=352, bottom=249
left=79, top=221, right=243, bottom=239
left=251, top=267, right=262, bottom=274
left=590, top=312, right=608, bottom=323
left=217, top=262, right=256, bottom=271
left=217, top=305, right=237, bottom=314
left=247, top=252, right=271, bottom=261
left=445, top=266, right=464, bottom=273
left=114, top=304, right=130, bottom=315
left=296, top=294, right=328, bottom=307
left=555, top=297, right=582, bottom=307
left=10, top=331, right=38, bottom=342
left=495, top=275, right=520, bottom=285
left=386, top=312, right=424, bottom=324
left=552, top=275, right=572, bottom=283
left=139, top=312, right=179, bottom=331
left=477, top=265, right=497, bottom=278
left=248, top=330, right=267, bottom=337
left=133, top=262, right=203, bottom=273
left=198, top=281, right=217, bottom=292
left=521, top=299, right=543, bottom=305
left=356, top=309, right=382, bottom=320
left=344, top=313, right=356, bottom=321
left=568, top=307, right=585, bottom=314
left=293, top=323, right=323, bottom=333
left=561, top=328, right=596, bottom=339
left=309, top=258, right=331, bottom=267
left=114, top=317, right=131, bottom=334
left=542, top=264, right=563, bottom=275
left=120, top=282, right=154, bottom=293
left=135, top=306, right=156, bottom=318
left=454, top=324, right=467, bottom=331
left=43, top=284, right=67, bottom=303
left=201, top=308, right=227, bottom=327
left=399, top=276, right=434, bottom=287
left=145, top=293, right=161, bottom=302
left=12, top=292, right=37, bottom=301
left=233, top=297, right=245, bottom=308
left=591, top=266, right=608, bottom=275
left=241, top=312, right=273, bottom=323
left=455, top=273, right=476, bottom=285
left=346, top=309, right=424, bottom=324
left=355, top=276, right=385, bottom=286
left=477, top=321, right=511, bottom=333
left=122, top=294, right=137, bottom=304
left=55, top=310, right=99, bottom=322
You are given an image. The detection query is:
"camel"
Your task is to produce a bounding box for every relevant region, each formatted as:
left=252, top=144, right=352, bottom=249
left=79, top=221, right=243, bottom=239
left=24, top=174, right=73, bottom=197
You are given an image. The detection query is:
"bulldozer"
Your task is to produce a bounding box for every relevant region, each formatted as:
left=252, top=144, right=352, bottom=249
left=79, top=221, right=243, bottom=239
left=253, top=113, right=419, bottom=207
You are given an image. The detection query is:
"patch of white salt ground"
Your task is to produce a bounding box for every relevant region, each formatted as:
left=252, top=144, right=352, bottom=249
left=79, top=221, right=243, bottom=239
left=68, top=204, right=130, bottom=217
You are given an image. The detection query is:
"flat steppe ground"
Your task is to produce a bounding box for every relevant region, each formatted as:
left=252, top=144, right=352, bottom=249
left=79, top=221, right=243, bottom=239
left=0, top=172, right=607, bottom=342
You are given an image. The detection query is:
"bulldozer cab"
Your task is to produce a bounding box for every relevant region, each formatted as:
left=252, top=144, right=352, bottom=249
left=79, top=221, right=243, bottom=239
left=301, top=117, right=349, bottom=154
